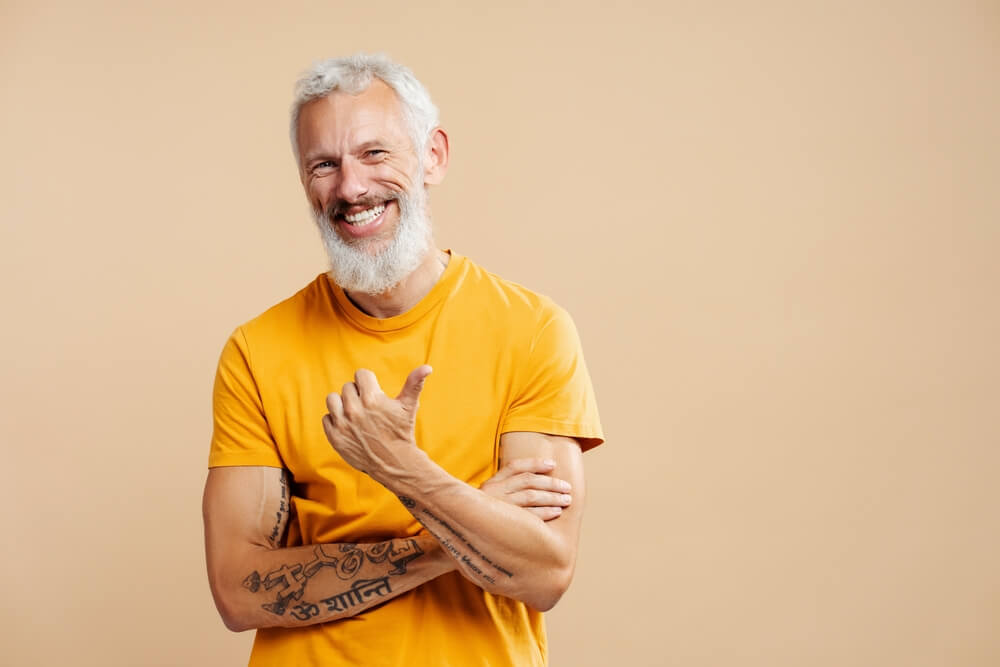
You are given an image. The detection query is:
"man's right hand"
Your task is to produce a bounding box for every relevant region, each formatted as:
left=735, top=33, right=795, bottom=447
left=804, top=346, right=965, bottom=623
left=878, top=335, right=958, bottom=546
left=480, top=458, right=573, bottom=521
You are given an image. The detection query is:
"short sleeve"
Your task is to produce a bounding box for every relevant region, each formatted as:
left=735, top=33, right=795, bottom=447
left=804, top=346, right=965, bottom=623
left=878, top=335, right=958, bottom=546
left=501, top=305, right=604, bottom=451
left=208, top=327, right=284, bottom=468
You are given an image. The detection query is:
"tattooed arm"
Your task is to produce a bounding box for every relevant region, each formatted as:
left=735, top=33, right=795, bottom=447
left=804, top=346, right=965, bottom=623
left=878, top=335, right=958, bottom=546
left=202, top=462, right=570, bottom=631
left=202, top=466, right=454, bottom=632
left=324, top=367, right=588, bottom=612
left=395, top=432, right=586, bottom=612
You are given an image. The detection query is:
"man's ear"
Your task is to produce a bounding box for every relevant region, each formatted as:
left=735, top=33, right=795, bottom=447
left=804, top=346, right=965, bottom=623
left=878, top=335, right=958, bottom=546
left=422, top=128, right=449, bottom=186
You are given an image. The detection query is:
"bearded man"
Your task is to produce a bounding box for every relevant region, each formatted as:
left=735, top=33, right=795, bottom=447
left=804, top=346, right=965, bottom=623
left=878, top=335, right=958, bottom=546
left=203, top=53, right=603, bottom=667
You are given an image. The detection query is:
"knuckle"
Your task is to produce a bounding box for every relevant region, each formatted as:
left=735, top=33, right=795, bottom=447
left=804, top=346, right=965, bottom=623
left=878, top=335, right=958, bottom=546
left=509, top=474, right=530, bottom=490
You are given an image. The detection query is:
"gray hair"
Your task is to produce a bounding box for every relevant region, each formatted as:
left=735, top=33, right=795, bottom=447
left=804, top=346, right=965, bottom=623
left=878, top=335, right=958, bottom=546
left=289, top=53, right=440, bottom=164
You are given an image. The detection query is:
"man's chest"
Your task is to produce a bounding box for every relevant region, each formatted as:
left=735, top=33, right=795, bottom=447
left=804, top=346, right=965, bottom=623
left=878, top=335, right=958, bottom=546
left=253, top=321, right=520, bottom=537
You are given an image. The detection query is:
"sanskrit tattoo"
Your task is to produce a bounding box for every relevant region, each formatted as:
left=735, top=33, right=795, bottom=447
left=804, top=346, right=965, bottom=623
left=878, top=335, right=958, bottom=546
left=283, top=577, right=395, bottom=622
left=289, top=601, right=320, bottom=621
left=320, top=577, right=392, bottom=613
left=242, top=538, right=425, bottom=619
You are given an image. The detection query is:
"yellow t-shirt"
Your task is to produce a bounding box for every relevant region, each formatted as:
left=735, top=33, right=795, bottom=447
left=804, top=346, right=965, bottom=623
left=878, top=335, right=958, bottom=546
left=209, top=252, right=604, bottom=666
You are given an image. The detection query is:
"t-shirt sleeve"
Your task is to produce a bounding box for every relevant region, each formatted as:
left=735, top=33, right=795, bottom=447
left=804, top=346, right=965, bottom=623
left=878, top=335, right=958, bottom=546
left=208, top=327, right=284, bottom=468
left=500, top=305, right=605, bottom=452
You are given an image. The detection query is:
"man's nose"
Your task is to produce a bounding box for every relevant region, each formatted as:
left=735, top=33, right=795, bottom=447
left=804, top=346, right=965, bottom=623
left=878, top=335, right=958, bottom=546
left=335, top=159, right=368, bottom=203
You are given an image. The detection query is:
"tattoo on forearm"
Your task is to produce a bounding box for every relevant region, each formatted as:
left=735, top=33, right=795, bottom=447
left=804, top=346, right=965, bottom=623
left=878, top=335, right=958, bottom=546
left=337, top=548, right=364, bottom=579
left=242, top=539, right=424, bottom=618
left=284, top=577, right=394, bottom=621
left=267, top=471, right=290, bottom=548
left=321, top=577, right=393, bottom=612
left=397, top=494, right=416, bottom=509
left=289, top=601, right=320, bottom=621
left=364, top=537, right=424, bottom=574
left=415, top=506, right=514, bottom=584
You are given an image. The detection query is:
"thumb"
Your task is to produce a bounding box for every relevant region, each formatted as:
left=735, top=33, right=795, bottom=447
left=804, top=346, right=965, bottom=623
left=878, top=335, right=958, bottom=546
left=397, top=364, right=432, bottom=411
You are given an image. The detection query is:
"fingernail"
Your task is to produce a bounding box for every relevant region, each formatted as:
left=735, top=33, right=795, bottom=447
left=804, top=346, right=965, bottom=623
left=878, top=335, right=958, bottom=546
left=543, top=459, right=556, bottom=467
left=558, top=480, right=572, bottom=492
left=561, top=494, right=572, bottom=504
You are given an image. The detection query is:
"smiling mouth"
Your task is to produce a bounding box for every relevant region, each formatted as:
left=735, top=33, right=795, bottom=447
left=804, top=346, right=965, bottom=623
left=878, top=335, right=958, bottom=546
left=338, top=203, right=386, bottom=227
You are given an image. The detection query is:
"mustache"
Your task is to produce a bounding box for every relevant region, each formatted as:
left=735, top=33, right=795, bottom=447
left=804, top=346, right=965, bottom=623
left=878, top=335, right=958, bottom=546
left=325, top=193, right=400, bottom=219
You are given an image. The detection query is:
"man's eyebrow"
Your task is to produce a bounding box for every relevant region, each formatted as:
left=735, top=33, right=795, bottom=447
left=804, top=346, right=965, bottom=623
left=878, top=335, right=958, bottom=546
left=302, top=140, right=388, bottom=164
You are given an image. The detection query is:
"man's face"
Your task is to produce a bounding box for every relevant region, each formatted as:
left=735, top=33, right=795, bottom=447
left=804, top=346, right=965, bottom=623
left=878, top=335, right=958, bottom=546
left=296, top=80, right=431, bottom=293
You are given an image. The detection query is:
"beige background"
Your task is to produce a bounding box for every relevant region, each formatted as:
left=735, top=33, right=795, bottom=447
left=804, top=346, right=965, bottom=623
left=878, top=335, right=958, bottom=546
left=3, top=0, right=998, bottom=665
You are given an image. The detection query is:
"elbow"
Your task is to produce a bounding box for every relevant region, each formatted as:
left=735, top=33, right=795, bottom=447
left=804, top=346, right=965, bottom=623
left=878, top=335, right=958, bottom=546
left=216, top=598, right=253, bottom=633
left=209, top=581, right=256, bottom=633
left=526, top=591, right=562, bottom=613
left=519, top=564, right=574, bottom=612
left=512, top=539, right=578, bottom=611
left=220, top=609, right=254, bottom=633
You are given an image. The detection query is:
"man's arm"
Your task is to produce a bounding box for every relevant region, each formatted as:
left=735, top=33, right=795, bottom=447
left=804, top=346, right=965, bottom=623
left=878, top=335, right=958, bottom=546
left=324, top=367, right=589, bottom=612
left=202, top=466, right=454, bottom=632
left=202, top=461, right=573, bottom=631
left=401, top=430, right=586, bottom=612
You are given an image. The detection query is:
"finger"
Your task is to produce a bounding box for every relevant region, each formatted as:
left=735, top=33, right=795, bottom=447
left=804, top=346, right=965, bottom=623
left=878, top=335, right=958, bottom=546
left=509, top=489, right=573, bottom=508
left=325, top=392, right=344, bottom=422
left=397, top=364, right=432, bottom=411
left=341, top=381, right=360, bottom=415
left=490, top=458, right=557, bottom=484
left=354, top=369, right=383, bottom=405
left=322, top=413, right=338, bottom=445
left=506, top=472, right=573, bottom=494
left=527, top=506, right=562, bottom=521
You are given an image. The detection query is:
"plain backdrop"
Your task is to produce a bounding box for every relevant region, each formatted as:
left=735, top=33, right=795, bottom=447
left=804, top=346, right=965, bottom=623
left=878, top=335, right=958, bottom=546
left=2, top=1, right=998, bottom=665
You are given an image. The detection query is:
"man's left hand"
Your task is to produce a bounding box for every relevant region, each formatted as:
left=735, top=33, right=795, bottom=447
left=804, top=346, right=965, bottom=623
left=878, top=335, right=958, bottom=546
left=322, top=365, right=432, bottom=486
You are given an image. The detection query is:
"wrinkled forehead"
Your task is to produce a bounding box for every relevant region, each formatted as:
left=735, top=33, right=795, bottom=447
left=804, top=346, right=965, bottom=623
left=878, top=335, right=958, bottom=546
left=296, top=80, right=411, bottom=157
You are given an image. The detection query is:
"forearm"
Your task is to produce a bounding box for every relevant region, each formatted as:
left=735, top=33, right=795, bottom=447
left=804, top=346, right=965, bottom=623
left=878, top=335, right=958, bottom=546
left=209, top=533, right=453, bottom=631
left=392, top=459, right=573, bottom=610
left=319, top=369, right=584, bottom=611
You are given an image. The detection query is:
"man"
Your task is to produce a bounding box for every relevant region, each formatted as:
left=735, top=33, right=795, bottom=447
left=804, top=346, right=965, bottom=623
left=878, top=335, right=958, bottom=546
left=203, top=53, right=603, bottom=666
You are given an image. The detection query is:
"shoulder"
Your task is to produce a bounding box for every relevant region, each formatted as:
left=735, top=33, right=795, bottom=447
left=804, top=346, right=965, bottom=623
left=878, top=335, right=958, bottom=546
left=456, top=256, right=567, bottom=330
left=219, top=274, right=334, bottom=364
left=237, top=273, right=331, bottom=339
left=462, top=258, right=592, bottom=360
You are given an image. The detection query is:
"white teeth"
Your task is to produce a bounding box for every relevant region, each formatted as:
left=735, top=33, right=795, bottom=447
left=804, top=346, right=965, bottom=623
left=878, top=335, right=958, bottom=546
left=344, top=204, right=385, bottom=225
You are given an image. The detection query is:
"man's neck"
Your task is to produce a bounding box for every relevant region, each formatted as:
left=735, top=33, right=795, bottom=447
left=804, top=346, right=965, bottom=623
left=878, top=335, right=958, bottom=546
left=343, top=246, right=450, bottom=319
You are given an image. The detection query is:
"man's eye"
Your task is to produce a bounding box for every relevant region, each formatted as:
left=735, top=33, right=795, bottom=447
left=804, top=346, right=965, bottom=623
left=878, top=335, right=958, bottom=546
left=315, top=160, right=336, bottom=169
left=365, top=150, right=386, bottom=158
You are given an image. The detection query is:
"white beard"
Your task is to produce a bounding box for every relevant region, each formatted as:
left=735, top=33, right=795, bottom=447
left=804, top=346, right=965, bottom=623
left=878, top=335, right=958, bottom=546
left=313, top=185, right=431, bottom=296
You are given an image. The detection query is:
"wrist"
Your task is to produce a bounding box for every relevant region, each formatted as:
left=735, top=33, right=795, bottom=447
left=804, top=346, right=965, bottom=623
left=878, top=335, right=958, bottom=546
left=385, top=449, right=451, bottom=500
